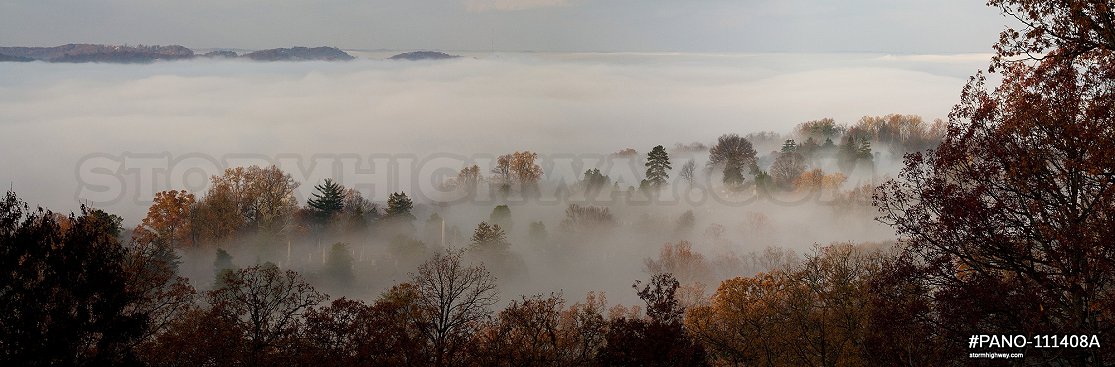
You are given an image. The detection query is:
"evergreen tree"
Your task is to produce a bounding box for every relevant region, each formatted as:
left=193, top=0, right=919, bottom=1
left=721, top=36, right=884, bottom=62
left=489, top=205, right=512, bottom=233
left=528, top=221, right=548, bottom=244
left=582, top=168, right=612, bottom=195
left=799, top=137, right=820, bottom=160
left=214, top=248, right=234, bottom=272
left=781, top=139, right=797, bottom=153
left=307, top=179, right=345, bottom=222
left=424, top=213, right=445, bottom=246
left=385, top=192, right=415, bottom=222
left=644, top=145, right=671, bottom=190
left=324, top=242, right=354, bottom=286
left=822, top=137, right=836, bottom=150
left=470, top=222, right=509, bottom=253
left=675, top=210, right=696, bottom=234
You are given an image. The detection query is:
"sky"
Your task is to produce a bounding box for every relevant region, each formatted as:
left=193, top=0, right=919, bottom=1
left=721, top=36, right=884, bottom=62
left=0, top=0, right=1007, bottom=53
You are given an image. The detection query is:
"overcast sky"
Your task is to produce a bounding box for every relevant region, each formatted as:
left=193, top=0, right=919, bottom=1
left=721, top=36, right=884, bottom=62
left=0, top=0, right=1007, bottom=53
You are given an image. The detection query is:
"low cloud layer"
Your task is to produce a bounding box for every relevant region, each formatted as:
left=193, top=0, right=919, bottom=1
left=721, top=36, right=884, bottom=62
left=0, top=52, right=987, bottom=222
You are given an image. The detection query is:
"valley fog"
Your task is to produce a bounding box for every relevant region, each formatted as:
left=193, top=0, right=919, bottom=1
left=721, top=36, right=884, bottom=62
left=1, top=52, right=980, bottom=304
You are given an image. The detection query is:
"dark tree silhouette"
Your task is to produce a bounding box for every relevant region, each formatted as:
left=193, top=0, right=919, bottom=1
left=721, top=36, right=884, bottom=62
left=0, top=191, right=174, bottom=365
left=386, top=192, right=416, bottom=222
left=597, top=273, right=707, bottom=367
left=707, top=134, right=757, bottom=187
left=411, top=249, right=498, bottom=367
left=307, top=178, right=346, bottom=222
left=875, top=31, right=1115, bottom=366
left=643, top=145, right=671, bottom=190
left=207, top=263, right=327, bottom=366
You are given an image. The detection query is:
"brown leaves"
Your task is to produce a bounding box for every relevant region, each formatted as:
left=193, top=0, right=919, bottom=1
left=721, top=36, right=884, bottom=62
left=135, top=189, right=195, bottom=249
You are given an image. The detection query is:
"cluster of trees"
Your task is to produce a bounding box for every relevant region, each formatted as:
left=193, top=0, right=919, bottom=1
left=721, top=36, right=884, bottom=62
left=0, top=196, right=708, bottom=366
left=869, top=0, right=1115, bottom=364
left=20, top=186, right=1090, bottom=366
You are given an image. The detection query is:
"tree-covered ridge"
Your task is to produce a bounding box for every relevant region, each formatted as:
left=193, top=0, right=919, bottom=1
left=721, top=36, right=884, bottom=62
left=0, top=44, right=356, bottom=63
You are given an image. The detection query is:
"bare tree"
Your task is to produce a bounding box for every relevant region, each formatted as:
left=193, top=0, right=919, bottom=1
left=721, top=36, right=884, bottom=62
left=679, top=159, right=696, bottom=185
left=208, top=263, right=326, bottom=366
left=411, top=248, right=499, bottom=366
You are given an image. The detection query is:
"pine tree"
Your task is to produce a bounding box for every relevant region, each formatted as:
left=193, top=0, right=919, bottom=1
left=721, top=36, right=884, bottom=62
left=307, top=179, right=345, bottom=221
left=781, top=139, right=797, bottom=153
left=324, top=242, right=354, bottom=286
left=385, top=192, right=416, bottom=222
left=644, top=145, right=671, bottom=190
left=528, top=221, right=548, bottom=244
left=489, top=205, right=512, bottom=233
left=471, top=222, right=509, bottom=253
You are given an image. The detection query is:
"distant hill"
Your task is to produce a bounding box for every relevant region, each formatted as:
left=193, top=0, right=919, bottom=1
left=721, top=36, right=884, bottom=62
left=242, top=47, right=354, bottom=61
left=0, top=44, right=193, bottom=63
left=202, top=50, right=239, bottom=58
left=388, top=51, right=460, bottom=61
left=0, top=54, right=33, bottom=62
left=0, top=44, right=356, bottom=63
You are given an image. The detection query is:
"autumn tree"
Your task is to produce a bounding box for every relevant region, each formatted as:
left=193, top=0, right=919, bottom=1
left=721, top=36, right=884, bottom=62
left=794, top=117, right=845, bottom=140
left=513, top=151, right=544, bottom=193
left=0, top=192, right=178, bottom=365
left=297, top=298, right=375, bottom=366
left=298, top=286, right=429, bottom=367
left=686, top=272, right=789, bottom=366
left=471, top=292, right=609, bottom=366
left=686, top=244, right=878, bottom=366
left=492, top=154, right=513, bottom=188
left=190, top=182, right=243, bottom=247
left=559, top=204, right=616, bottom=233
left=597, top=273, right=707, bottom=366
left=457, top=164, right=483, bottom=192
left=794, top=168, right=846, bottom=192
left=643, top=145, right=671, bottom=191
left=989, top=0, right=1115, bottom=63
left=874, top=3, right=1115, bottom=362
left=778, top=245, right=875, bottom=367
left=135, top=189, right=196, bottom=249
left=207, top=263, right=327, bottom=366
left=645, top=241, right=712, bottom=286
left=365, top=283, right=432, bottom=365
left=193, top=165, right=299, bottom=246
left=124, top=233, right=197, bottom=356
left=707, top=134, right=757, bottom=188
left=247, top=165, right=300, bottom=234
left=411, top=248, right=499, bottom=366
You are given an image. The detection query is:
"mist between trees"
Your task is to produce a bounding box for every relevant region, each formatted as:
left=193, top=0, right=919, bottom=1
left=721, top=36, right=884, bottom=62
left=6, top=0, right=1115, bottom=364
left=4, top=114, right=953, bottom=366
